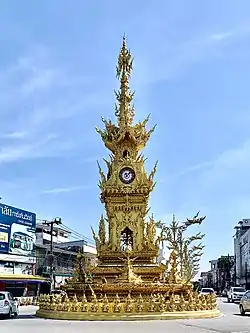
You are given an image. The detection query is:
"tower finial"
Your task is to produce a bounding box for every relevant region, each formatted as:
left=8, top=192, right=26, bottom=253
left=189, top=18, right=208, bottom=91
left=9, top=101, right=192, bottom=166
left=115, top=35, right=135, bottom=128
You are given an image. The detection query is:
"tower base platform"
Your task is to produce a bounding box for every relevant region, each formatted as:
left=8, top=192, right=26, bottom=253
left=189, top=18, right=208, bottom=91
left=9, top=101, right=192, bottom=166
left=36, top=309, right=221, bottom=321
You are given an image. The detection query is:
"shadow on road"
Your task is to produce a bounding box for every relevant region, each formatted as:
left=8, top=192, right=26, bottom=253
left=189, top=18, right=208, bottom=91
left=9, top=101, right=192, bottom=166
left=17, top=314, right=36, bottom=319
left=233, top=313, right=250, bottom=317
left=0, top=314, right=36, bottom=320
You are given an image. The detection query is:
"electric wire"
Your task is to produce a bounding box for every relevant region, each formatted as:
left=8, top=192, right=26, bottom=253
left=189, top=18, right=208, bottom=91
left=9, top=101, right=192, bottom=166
left=35, top=218, right=96, bottom=276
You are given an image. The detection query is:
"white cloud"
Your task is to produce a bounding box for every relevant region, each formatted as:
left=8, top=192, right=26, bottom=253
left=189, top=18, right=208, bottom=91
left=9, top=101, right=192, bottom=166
left=20, top=68, right=59, bottom=95
left=41, top=185, right=90, bottom=195
left=168, top=138, right=250, bottom=185
left=169, top=161, right=214, bottom=179
left=0, top=131, right=28, bottom=139
left=132, top=23, right=250, bottom=83
left=0, top=133, right=58, bottom=164
left=197, top=138, right=250, bottom=189
left=0, top=43, right=108, bottom=164
left=210, top=32, right=234, bottom=41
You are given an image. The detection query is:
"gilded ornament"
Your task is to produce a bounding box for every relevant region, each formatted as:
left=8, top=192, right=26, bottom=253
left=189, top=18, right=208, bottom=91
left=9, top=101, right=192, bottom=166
left=159, top=294, right=166, bottom=312
left=101, top=294, right=110, bottom=313
left=113, top=294, right=122, bottom=313
left=63, top=294, right=71, bottom=312
left=124, top=293, right=134, bottom=313
left=55, top=295, right=63, bottom=311
left=90, top=293, right=99, bottom=312
left=148, top=294, right=157, bottom=312
left=81, top=294, right=88, bottom=312
left=136, top=294, right=144, bottom=312
left=168, top=294, right=177, bottom=312
left=71, top=294, right=78, bottom=312
left=177, top=294, right=186, bottom=312
left=36, top=37, right=219, bottom=321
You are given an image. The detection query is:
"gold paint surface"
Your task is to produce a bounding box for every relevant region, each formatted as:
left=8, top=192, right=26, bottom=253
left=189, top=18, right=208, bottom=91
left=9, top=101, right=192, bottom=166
left=39, top=37, right=212, bottom=321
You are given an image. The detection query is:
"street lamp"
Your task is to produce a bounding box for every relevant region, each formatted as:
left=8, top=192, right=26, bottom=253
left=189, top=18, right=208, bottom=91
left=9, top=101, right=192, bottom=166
left=54, top=217, right=62, bottom=223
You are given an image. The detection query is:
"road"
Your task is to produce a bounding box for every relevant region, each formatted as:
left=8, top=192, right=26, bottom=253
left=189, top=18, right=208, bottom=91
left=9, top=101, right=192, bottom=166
left=1, top=298, right=250, bottom=333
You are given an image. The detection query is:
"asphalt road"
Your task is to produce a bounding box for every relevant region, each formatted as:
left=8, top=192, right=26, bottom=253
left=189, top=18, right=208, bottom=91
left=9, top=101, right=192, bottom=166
left=1, top=298, right=250, bottom=333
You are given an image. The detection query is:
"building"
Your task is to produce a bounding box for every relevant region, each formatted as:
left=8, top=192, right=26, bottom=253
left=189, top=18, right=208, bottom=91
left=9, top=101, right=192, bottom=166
left=234, top=219, right=250, bottom=288
left=0, top=203, right=97, bottom=293
left=36, top=222, right=70, bottom=246
left=0, top=203, right=49, bottom=298
left=35, top=222, right=97, bottom=288
left=200, top=255, right=235, bottom=291
left=199, top=271, right=210, bottom=288
left=209, top=259, right=218, bottom=288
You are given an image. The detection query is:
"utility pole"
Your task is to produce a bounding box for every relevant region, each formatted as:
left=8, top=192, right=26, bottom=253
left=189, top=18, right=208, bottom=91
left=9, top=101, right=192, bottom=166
left=44, top=217, right=62, bottom=293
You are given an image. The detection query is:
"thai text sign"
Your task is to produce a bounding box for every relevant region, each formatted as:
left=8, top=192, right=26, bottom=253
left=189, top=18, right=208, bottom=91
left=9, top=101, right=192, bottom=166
left=0, top=203, right=36, bottom=256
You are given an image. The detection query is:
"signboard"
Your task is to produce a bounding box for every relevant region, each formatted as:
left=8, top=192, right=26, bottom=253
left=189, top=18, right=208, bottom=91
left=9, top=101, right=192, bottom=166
left=0, top=261, right=34, bottom=274
left=0, top=203, right=36, bottom=256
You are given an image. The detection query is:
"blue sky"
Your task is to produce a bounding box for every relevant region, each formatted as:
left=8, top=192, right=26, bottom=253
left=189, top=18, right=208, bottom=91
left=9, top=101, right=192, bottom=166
left=0, top=0, right=250, bottom=273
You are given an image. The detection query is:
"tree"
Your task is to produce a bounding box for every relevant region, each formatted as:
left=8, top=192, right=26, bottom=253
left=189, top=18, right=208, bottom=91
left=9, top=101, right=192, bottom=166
left=217, top=255, right=234, bottom=291
left=72, top=251, right=92, bottom=284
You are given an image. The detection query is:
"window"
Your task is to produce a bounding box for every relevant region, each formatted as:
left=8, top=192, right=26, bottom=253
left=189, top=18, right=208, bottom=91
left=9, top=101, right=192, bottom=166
left=0, top=293, right=5, bottom=300
left=123, top=150, right=129, bottom=158
left=244, top=291, right=250, bottom=299
left=233, top=287, right=245, bottom=293
left=120, top=227, right=133, bottom=251
left=201, top=288, right=214, bottom=293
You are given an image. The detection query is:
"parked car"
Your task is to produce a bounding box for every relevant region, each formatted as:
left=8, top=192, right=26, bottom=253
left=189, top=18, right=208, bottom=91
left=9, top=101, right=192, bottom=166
left=51, top=289, right=67, bottom=296
left=199, top=288, right=215, bottom=295
left=0, top=291, right=19, bottom=319
left=222, top=289, right=228, bottom=297
left=239, top=290, right=250, bottom=315
left=227, top=287, right=246, bottom=303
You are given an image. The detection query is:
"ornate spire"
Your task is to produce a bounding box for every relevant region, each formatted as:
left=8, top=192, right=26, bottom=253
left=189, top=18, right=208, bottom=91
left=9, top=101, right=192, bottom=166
left=115, top=35, right=135, bottom=128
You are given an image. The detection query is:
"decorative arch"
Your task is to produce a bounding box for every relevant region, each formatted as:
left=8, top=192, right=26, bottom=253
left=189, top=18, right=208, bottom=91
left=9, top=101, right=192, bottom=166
left=123, top=149, right=130, bottom=158
left=120, top=227, right=133, bottom=251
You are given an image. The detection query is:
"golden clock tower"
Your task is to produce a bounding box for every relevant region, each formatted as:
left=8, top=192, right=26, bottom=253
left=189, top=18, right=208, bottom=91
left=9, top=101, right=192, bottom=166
left=92, top=36, right=163, bottom=283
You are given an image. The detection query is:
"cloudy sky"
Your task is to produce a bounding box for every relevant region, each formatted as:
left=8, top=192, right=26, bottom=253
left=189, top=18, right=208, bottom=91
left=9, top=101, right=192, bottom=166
left=0, top=0, right=250, bottom=272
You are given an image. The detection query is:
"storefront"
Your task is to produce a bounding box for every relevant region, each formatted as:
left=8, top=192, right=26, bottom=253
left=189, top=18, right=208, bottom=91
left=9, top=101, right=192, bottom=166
left=0, top=274, right=50, bottom=297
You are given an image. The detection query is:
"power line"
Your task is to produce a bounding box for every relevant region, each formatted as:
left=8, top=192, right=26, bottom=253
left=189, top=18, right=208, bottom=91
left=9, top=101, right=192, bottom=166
left=36, top=219, right=95, bottom=245
left=60, top=223, right=95, bottom=244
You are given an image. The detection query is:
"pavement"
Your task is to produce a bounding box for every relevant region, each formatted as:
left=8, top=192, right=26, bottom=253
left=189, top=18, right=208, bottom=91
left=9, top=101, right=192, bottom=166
left=1, top=298, right=250, bottom=333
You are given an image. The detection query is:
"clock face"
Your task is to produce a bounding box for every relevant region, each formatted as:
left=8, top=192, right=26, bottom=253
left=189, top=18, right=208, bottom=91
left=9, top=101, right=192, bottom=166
left=119, top=167, right=135, bottom=184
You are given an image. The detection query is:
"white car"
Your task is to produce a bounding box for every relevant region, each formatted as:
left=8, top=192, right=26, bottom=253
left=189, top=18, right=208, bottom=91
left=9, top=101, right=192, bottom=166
left=227, top=287, right=246, bottom=303
left=200, top=288, right=215, bottom=295
left=0, top=291, right=19, bottom=318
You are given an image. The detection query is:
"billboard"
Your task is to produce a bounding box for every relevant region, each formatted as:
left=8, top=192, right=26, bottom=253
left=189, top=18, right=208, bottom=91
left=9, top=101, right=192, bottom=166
left=0, top=261, right=34, bottom=274
left=0, top=203, right=36, bottom=256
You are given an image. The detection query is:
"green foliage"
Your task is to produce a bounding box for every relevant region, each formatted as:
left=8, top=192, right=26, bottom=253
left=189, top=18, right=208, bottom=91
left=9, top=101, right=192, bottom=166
left=72, top=252, right=92, bottom=284
left=217, top=256, right=234, bottom=271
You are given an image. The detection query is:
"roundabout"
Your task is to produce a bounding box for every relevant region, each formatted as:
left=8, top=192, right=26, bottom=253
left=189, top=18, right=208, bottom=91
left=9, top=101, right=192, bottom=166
left=36, top=292, right=220, bottom=321
left=36, top=308, right=220, bottom=321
